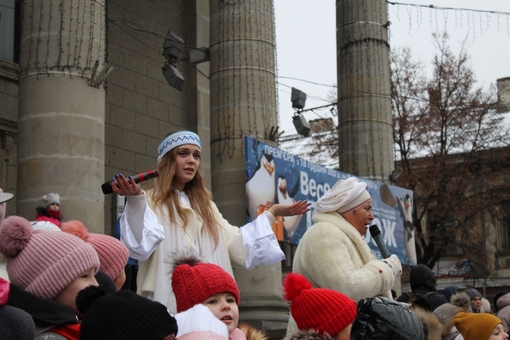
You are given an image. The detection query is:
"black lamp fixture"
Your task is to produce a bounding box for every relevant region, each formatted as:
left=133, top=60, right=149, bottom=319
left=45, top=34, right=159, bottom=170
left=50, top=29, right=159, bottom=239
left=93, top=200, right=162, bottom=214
left=163, top=31, right=185, bottom=60
left=291, top=87, right=307, bottom=110
left=291, top=87, right=311, bottom=137
left=293, top=115, right=311, bottom=137
left=162, top=31, right=185, bottom=91
left=162, top=64, right=185, bottom=91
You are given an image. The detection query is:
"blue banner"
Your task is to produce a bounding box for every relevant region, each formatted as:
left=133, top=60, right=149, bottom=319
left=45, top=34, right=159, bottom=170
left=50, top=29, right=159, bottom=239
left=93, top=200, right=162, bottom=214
left=244, top=136, right=416, bottom=265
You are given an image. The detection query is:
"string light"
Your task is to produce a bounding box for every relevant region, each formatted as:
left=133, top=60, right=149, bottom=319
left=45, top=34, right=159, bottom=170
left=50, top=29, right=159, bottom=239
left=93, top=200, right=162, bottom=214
left=388, top=2, right=510, bottom=16
left=19, top=0, right=105, bottom=80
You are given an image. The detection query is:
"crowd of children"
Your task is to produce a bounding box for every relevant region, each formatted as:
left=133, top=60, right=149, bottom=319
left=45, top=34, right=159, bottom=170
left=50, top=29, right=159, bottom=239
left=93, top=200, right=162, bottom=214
left=0, top=129, right=509, bottom=340
left=0, top=210, right=509, bottom=340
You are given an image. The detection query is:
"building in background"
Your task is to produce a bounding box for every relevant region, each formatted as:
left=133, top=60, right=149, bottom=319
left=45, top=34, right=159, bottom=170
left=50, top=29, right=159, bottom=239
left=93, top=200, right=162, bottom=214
left=0, top=0, right=289, bottom=335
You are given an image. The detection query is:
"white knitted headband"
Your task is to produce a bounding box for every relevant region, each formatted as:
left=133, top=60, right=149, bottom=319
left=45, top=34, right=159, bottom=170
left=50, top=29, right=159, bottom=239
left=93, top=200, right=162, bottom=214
left=158, top=131, right=201, bottom=162
left=314, top=177, right=372, bottom=214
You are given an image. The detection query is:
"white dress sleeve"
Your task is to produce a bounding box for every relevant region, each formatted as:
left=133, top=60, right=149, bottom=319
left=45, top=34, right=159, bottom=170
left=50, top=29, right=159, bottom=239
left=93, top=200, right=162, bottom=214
left=240, top=211, right=285, bottom=269
left=120, top=192, right=165, bottom=262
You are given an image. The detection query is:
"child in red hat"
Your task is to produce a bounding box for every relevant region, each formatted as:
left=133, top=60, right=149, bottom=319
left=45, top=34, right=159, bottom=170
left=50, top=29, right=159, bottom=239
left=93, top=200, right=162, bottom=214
left=170, top=250, right=268, bottom=340
left=283, top=273, right=356, bottom=340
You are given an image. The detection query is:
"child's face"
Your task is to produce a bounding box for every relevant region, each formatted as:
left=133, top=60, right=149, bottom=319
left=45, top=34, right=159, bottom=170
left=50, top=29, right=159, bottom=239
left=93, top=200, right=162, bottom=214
left=114, top=269, right=126, bottom=291
left=202, top=292, right=239, bottom=334
left=173, top=145, right=201, bottom=191
left=48, top=203, right=60, bottom=212
left=490, top=324, right=509, bottom=340
left=471, top=296, right=482, bottom=311
left=335, top=324, right=352, bottom=340
left=54, top=268, right=98, bottom=317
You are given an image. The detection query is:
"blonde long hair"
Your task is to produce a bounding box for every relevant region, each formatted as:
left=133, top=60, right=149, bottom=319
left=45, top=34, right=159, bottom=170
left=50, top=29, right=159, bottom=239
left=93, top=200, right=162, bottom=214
left=147, top=147, right=221, bottom=247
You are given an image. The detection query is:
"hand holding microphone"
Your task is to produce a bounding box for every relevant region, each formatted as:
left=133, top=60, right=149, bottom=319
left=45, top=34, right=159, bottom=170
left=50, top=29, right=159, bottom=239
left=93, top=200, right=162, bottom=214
left=369, top=225, right=390, bottom=258
left=102, top=170, right=158, bottom=194
left=369, top=225, right=401, bottom=277
left=383, top=254, right=402, bottom=277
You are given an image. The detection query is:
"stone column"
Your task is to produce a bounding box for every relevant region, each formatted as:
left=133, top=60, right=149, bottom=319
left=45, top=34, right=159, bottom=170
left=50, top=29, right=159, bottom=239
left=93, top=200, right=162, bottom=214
left=185, top=0, right=211, bottom=186
left=336, top=0, right=394, bottom=183
left=209, top=0, right=287, bottom=333
left=17, top=0, right=106, bottom=232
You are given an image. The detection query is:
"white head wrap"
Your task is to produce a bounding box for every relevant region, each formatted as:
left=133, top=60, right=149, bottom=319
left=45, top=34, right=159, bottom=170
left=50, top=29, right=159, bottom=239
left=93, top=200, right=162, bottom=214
left=314, top=177, right=372, bottom=214
left=157, top=131, right=201, bottom=163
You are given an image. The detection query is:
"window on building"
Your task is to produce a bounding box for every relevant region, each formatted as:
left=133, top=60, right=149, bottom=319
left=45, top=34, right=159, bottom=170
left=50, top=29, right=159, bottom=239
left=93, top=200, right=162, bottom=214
left=0, top=0, right=14, bottom=62
left=499, top=201, right=510, bottom=249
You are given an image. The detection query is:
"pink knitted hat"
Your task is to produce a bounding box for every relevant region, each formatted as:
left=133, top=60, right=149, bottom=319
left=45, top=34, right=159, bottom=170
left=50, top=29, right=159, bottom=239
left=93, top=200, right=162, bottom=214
left=61, top=220, right=129, bottom=280
left=0, top=216, right=99, bottom=300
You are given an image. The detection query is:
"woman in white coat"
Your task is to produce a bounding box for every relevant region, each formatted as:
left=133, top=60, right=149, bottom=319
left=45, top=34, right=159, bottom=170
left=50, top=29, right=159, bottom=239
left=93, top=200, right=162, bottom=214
left=287, top=177, right=402, bottom=336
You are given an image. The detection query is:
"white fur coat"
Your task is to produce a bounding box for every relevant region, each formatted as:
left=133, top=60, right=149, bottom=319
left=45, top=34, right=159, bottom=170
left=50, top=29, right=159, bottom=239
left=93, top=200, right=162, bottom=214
left=292, top=211, right=394, bottom=301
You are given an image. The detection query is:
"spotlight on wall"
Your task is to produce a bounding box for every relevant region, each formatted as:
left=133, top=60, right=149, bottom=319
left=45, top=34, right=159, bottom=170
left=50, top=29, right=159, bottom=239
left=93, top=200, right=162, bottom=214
left=291, top=87, right=307, bottom=110
left=162, top=64, right=185, bottom=91
left=189, top=47, right=210, bottom=64
left=290, top=87, right=310, bottom=136
left=162, top=31, right=185, bottom=91
left=293, top=115, right=311, bottom=137
left=163, top=31, right=185, bottom=61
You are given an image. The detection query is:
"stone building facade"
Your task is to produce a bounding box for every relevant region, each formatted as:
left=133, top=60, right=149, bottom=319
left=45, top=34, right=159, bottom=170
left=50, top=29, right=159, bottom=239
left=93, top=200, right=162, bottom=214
left=0, top=0, right=211, bottom=234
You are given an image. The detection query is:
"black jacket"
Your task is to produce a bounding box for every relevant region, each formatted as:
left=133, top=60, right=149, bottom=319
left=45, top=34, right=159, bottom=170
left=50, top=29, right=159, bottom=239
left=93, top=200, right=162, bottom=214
left=351, top=296, right=427, bottom=340
left=397, top=264, right=447, bottom=311
left=8, top=283, right=78, bottom=328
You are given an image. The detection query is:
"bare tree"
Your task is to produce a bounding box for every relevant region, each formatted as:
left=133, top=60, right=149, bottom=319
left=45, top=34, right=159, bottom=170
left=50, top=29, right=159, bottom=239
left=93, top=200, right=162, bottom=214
left=392, top=33, right=510, bottom=272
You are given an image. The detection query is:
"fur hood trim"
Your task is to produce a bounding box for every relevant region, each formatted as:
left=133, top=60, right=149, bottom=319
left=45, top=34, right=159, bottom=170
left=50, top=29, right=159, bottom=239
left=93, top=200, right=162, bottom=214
left=238, top=324, right=269, bottom=340
left=410, top=306, right=443, bottom=340
left=284, top=329, right=334, bottom=340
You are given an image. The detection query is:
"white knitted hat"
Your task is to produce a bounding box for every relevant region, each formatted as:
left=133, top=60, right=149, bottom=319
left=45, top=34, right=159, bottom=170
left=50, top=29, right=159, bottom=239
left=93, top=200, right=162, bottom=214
left=175, top=304, right=229, bottom=340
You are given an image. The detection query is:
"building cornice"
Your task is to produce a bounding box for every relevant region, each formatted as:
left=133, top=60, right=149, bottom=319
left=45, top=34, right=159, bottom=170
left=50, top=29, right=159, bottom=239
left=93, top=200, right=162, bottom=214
left=0, top=59, right=19, bottom=81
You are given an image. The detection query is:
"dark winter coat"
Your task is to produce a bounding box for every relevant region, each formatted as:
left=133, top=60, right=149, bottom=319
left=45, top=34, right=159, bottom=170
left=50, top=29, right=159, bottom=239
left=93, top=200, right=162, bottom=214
left=7, top=282, right=80, bottom=339
left=397, top=264, right=447, bottom=311
left=351, top=296, right=428, bottom=340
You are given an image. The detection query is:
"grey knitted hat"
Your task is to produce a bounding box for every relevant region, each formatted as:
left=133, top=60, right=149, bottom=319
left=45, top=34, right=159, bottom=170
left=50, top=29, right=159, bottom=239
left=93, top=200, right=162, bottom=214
left=464, top=288, right=481, bottom=300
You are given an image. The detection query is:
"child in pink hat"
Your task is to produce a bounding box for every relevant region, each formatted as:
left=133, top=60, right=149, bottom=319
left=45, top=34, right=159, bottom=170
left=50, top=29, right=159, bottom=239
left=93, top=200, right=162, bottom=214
left=0, top=215, right=100, bottom=339
left=62, top=220, right=129, bottom=290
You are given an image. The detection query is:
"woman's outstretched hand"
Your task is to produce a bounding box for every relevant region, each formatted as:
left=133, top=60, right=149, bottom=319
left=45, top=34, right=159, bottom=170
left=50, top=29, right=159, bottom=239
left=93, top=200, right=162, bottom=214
left=111, top=174, right=143, bottom=196
left=268, top=200, right=310, bottom=217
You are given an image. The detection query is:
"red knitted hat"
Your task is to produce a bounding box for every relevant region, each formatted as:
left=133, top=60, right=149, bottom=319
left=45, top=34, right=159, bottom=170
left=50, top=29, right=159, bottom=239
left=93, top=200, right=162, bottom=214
left=62, top=220, right=129, bottom=280
left=0, top=216, right=100, bottom=300
left=284, top=273, right=357, bottom=337
left=170, top=251, right=240, bottom=313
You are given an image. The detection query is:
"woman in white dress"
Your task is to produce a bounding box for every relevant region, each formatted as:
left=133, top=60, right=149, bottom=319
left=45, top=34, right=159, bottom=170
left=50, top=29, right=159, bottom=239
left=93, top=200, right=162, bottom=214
left=112, top=131, right=309, bottom=313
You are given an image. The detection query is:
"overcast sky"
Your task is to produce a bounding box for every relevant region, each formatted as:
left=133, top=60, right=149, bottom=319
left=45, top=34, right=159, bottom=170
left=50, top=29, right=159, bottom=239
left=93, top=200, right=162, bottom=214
left=274, top=0, right=510, bottom=136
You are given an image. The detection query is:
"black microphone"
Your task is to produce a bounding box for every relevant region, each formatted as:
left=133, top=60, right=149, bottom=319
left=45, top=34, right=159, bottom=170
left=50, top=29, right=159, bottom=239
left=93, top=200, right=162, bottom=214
left=101, top=169, right=159, bottom=195
left=369, top=224, right=391, bottom=259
